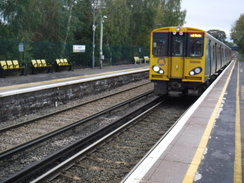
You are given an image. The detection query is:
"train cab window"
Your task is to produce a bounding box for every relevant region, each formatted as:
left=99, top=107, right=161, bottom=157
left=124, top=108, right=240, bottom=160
left=152, top=32, right=168, bottom=56
left=172, top=36, right=184, bottom=57
left=187, top=33, right=204, bottom=57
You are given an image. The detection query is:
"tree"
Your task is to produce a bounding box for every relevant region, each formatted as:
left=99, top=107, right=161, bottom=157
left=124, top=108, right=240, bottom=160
left=161, top=0, right=186, bottom=27
left=207, top=29, right=227, bottom=43
left=231, top=13, right=244, bottom=54
left=0, top=0, right=186, bottom=47
left=102, top=0, right=132, bottom=46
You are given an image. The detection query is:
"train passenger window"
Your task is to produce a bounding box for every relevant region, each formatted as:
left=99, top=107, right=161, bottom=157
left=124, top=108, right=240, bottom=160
left=152, top=32, right=168, bottom=56
left=187, top=33, right=204, bottom=57
left=172, top=36, right=184, bottom=57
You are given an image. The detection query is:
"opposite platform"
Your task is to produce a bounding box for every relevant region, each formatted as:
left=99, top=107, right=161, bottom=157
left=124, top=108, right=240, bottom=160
left=0, top=64, right=149, bottom=97
left=122, top=60, right=244, bottom=183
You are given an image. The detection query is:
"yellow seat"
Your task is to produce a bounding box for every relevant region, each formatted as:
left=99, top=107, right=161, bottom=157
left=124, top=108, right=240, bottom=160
left=134, top=57, right=142, bottom=64
left=41, top=59, right=47, bottom=66
left=0, top=60, right=25, bottom=77
left=13, top=60, right=21, bottom=68
left=32, top=60, right=38, bottom=67
left=144, top=56, right=150, bottom=63
left=60, top=59, right=65, bottom=65
left=36, top=60, right=43, bottom=67
left=41, top=59, right=51, bottom=67
left=63, top=59, right=72, bottom=66
left=63, top=59, right=68, bottom=65
left=0, top=61, right=7, bottom=70
left=6, top=60, right=14, bottom=69
left=56, top=59, right=61, bottom=66
left=55, top=58, right=72, bottom=71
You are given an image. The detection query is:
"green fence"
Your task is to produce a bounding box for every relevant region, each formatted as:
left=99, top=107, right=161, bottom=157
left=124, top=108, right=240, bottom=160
left=0, top=40, right=149, bottom=73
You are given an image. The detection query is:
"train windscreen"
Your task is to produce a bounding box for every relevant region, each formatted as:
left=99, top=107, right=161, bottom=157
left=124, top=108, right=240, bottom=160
left=171, top=35, right=184, bottom=57
left=152, top=32, right=168, bottom=56
left=187, top=33, right=204, bottom=57
left=152, top=32, right=204, bottom=57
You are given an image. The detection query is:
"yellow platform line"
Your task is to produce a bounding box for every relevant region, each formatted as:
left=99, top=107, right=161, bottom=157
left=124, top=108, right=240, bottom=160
left=182, top=61, right=236, bottom=182
left=234, top=61, right=242, bottom=183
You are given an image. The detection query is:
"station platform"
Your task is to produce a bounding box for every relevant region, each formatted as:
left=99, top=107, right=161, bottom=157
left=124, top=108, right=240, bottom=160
left=122, top=60, right=244, bottom=183
left=0, top=64, right=149, bottom=97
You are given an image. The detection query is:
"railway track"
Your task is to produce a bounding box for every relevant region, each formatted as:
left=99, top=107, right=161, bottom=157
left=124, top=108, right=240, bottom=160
left=10, top=97, right=194, bottom=183
left=1, top=96, right=194, bottom=182
left=0, top=81, right=157, bottom=182
left=0, top=81, right=152, bottom=154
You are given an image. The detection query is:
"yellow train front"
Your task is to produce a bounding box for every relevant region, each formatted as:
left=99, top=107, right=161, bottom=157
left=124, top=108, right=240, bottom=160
left=149, top=27, right=231, bottom=96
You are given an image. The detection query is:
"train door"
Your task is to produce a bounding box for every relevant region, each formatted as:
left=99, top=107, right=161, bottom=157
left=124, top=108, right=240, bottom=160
left=170, top=35, right=185, bottom=78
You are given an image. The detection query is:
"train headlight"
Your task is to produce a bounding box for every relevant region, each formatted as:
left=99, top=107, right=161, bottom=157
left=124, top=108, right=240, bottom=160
left=153, top=65, right=160, bottom=72
left=195, top=68, right=201, bottom=74
left=159, top=70, right=164, bottom=74
left=189, top=67, right=202, bottom=75
left=152, top=65, right=164, bottom=74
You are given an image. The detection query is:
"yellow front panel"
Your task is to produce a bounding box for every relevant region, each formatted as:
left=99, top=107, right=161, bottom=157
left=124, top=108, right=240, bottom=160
left=149, top=56, right=170, bottom=81
left=182, top=58, right=205, bottom=82
left=150, top=26, right=207, bottom=83
left=170, top=57, right=184, bottom=78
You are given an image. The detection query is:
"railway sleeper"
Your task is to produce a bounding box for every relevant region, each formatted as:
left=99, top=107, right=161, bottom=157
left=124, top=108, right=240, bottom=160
left=87, top=156, right=130, bottom=166
left=76, top=162, right=130, bottom=173
left=60, top=172, right=81, bottom=181
left=110, top=144, right=150, bottom=152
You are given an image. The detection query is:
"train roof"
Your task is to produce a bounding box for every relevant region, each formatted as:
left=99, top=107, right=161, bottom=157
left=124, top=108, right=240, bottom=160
left=152, top=27, right=205, bottom=33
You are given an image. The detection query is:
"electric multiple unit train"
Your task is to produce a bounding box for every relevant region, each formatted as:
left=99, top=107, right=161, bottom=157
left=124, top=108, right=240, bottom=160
left=149, top=27, right=232, bottom=96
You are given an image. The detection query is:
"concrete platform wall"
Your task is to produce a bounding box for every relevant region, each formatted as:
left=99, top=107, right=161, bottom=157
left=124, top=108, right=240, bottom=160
left=0, top=71, right=148, bottom=122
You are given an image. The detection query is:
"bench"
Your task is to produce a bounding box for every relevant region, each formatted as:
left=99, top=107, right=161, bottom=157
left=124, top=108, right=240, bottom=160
left=144, top=56, right=150, bottom=63
left=31, top=59, right=52, bottom=74
left=0, top=60, right=25, bottom=77
left=55, top=59, right=72, bottom=72
left=134, top=57, right=143, bottom=64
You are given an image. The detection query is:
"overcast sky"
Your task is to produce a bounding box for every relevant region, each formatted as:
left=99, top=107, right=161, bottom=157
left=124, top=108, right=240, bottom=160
left=181, top=0, right=244, bottom=41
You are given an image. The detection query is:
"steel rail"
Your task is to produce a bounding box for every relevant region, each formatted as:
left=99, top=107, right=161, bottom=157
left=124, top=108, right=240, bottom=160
left=0, top=90, right=153, bottom=160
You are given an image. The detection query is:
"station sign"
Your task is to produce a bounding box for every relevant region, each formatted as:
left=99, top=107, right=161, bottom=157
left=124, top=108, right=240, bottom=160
left=73, top=45, right=86, bottom=53
left=19, top=42, right=24, bottom=52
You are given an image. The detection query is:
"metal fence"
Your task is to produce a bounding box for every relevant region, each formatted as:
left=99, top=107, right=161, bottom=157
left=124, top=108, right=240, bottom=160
left=0, top=40, right=149, bottom=72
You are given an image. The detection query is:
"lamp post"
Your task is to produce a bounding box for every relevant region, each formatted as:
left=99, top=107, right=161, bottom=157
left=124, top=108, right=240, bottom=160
left=99, top=15, right=107, bottom=69
left=92, top=2, right=96, bottom=68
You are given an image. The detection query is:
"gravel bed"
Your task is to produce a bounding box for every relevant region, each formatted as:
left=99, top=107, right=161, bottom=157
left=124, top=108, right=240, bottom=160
left=50, top=97, right=196, bottom=182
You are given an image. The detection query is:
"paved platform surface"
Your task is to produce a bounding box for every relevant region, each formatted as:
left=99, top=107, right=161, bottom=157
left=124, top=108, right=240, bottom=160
left=122, top=60, right=244, bottom=183
left=0, top=64, right=149, bottom=87
left=0, top=64, right=149, bottom=96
